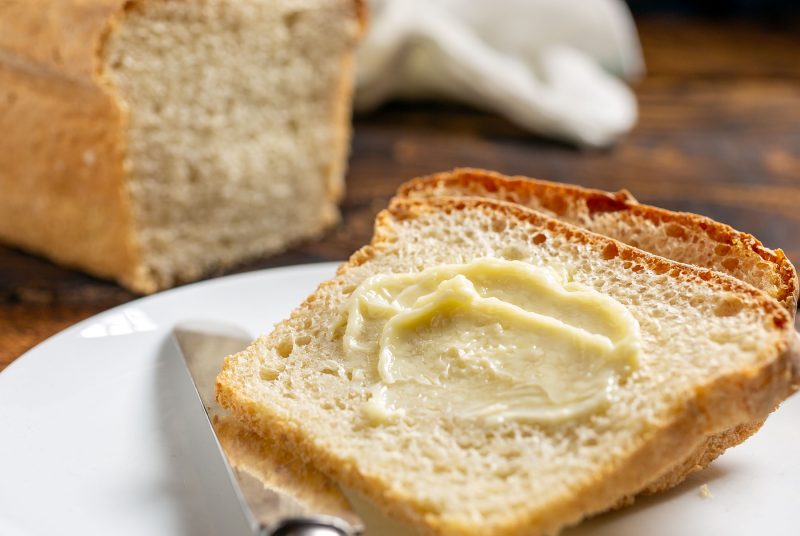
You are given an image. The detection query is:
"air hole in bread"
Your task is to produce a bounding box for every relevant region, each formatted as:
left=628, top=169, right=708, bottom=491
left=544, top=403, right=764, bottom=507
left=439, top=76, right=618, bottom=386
left=586, top=195, right=628, bottom=214
left=544, top=195, right=568, bottom=216
left=533, top=233, right=547, bottom=245
left=714, top=295, right=744, bottom=317
left=491, top=218, right=507, bottom=233
left=653, top=262, right=670, bottom=275
left=689, top=296, right=705, bottom=307
left=494, top=466, right=516, bottom=479
left=295, top=334, right=311, bottom=346
left=283, top=10, right=302, bottom=31
left=331, top=323, right=346, bottom=340
left=501, top=246, right=525, bottom=261
left=276, top=337, right=294, bottom=358
left=602, top=243, right=618, bottom=260
left=722, top=258, right=739, bottom=270
left=665, top=223, right=687, bottom=239
left=715, top=244, right=732, bottom=256
left=260, top=367, right=281, bottom=381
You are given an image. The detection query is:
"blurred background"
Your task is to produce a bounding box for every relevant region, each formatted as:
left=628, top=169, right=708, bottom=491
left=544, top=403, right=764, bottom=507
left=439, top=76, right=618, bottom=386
left=341, top=0, right=799, bottom=271
left=1, top=0, right=798, bottom=367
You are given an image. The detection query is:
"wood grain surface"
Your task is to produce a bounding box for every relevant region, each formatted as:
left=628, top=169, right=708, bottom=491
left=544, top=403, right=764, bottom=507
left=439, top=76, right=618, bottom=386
left=1, top=18, right=799, bottom=370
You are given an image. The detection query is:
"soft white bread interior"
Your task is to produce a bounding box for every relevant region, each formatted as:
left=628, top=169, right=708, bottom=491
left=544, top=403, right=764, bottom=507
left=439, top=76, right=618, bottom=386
left=0, top=0, right=363, bottom=293
left=399, top=168, right=798, bottom=313
left=217, top=196, right=799, bottom=535
left=398, top=168, right=800, bottom=499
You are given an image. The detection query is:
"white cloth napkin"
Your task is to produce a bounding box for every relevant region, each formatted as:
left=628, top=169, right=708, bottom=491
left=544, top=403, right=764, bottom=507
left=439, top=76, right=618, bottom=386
left=355, top=0, right=644, bottom=147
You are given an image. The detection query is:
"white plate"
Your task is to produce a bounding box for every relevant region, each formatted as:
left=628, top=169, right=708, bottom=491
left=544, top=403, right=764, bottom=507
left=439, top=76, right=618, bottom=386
left=0, top=263, right=797, bottom=536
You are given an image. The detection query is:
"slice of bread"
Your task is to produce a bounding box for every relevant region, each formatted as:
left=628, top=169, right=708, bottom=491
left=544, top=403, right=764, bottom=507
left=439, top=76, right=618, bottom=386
left=217, top=196, right=800, bottom=535
left=213, top=415, right=360, bottom=527
left=398, top=168, right=800, bottom=499
left=399, top=168, right=798, bottom=313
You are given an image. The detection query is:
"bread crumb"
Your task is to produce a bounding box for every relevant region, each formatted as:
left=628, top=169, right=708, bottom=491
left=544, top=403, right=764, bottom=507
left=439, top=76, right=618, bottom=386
left=698, top=483, right=713, bottom=499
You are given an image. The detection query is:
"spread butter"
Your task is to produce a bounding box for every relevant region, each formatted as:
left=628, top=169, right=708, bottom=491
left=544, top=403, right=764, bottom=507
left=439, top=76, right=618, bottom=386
left=341, top=258, right=641, bottom=425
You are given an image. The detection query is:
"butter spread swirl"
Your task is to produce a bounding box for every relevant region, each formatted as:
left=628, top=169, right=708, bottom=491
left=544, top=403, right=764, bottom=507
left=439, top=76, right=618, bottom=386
left=341, top=258, right=641, bottom=425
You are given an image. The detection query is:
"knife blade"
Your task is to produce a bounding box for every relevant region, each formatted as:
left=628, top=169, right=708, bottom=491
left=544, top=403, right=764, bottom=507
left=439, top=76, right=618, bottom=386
left=172, top=320, right=363, bottom=536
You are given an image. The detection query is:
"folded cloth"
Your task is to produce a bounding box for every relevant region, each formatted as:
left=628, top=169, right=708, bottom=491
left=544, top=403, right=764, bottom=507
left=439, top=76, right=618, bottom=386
left=355, top=0, right=644, bottom=147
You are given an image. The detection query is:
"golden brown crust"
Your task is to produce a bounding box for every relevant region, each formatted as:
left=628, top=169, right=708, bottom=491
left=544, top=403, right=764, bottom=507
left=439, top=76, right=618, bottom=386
left=398, top=168, right=637, bottom=216
left=0, top=0, right=126, bottom=82
left=0, top=51, right=144, bottom=291
left=639, top=419, right=765, bottom=496
left=399, top=168, right=799, bottom=313
left=0, top=0, right=151, bottom=291
left=218, top=196, right=800, bottom=535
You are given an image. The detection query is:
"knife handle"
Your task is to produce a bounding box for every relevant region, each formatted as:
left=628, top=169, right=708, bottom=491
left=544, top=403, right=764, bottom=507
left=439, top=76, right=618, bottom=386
left=268, top=516, right=359, bottom=536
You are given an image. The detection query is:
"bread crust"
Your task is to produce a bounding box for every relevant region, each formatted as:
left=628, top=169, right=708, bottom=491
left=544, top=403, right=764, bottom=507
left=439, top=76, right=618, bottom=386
left=218, top=196, right=800, bottom=535
left=399, top=168, right=799, bottom=313
left=0, top=0, right=145, bottom=289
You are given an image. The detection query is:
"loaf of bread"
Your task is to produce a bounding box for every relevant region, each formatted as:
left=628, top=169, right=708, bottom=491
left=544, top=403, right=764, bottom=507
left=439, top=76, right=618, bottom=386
left=398, top=168, right=800, bottom=498
left=0, top=0, right=364, bottom=293
left=218, top=194, right=800, bottom=535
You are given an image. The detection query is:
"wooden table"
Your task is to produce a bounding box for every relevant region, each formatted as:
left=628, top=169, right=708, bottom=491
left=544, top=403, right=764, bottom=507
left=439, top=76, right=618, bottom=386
left=2, top=18, right=799, bottom=371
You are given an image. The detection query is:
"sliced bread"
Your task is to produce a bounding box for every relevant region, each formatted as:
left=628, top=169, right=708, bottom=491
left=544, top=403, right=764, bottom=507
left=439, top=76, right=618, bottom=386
left=399, top=168, right=798, bottom=313
left=398, top=168, right=800, bottom=499
left=213, top=415, right=359, bottom=526
left=218, top=196, right=799, bottom=535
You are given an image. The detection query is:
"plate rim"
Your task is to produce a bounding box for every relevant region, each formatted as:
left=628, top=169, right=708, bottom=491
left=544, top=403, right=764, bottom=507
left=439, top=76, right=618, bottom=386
left=0, top=261, right=343, bottom=378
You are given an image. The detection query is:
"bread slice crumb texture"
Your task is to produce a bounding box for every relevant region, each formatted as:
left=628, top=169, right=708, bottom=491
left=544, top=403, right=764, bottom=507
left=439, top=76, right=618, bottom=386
left=218, top=197, right=798, bottom=536
left=400, top=168, right=798, bottom=313
left=103, top=0, right=360, bottom=289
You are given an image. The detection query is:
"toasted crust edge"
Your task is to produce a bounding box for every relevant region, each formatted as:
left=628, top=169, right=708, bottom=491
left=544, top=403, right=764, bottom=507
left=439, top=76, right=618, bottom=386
left=399, top=168, right=799, bottom=313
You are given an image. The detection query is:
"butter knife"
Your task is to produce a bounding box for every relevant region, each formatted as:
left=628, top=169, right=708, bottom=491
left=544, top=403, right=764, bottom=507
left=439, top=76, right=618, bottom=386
left=172, top=320, right=363, bottom=536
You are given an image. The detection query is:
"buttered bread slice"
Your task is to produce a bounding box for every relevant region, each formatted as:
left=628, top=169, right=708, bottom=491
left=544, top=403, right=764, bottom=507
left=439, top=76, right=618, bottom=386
left=218, top=196, right=799, bottom=536
left=398, top=168, right=800, bottom=498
